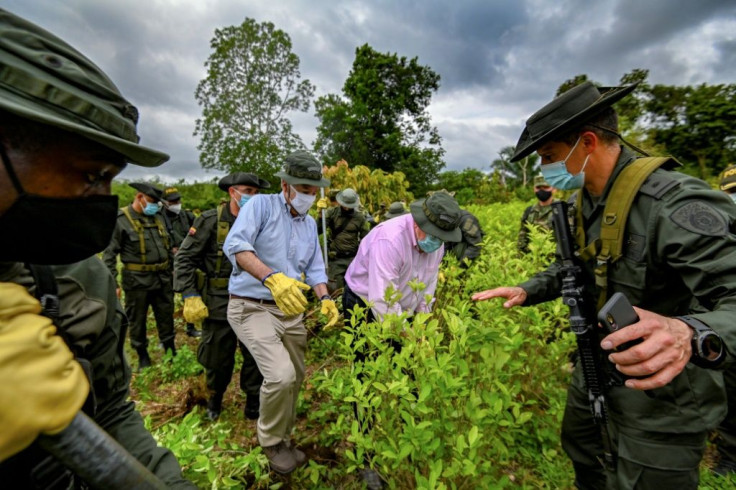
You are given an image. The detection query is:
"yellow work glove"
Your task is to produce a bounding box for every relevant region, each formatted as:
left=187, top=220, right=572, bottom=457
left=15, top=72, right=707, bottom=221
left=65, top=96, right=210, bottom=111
left=0, top=282, right=89, bottom=461
left=316, top=197, right=330, bottom=209
left=320, top=298, right=340, bottom=329
left=183, top=295, right=209, bottom=323
left=263, top=272, right=310, bottom=316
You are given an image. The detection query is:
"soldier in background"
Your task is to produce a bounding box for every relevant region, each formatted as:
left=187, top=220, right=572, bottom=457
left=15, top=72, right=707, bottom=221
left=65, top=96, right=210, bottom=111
left=382, top=201, right=408, bottom=221
left=103, top=182, right=176, bottom=369
left=516, top=174, right=558, bottom=254
left=174, top=172, right=270, bottom=421
left=446, top=209, right=484, bottom=266
left=162, top=187, right=201, bottom=338
left=317, top=188, right=370, bottom=293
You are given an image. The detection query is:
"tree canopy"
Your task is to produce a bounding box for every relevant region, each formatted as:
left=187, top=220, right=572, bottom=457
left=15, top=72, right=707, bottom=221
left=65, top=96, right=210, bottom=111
left=314, top=44, right=444, bottom=195
left=194, top=18, right=314, bottom=185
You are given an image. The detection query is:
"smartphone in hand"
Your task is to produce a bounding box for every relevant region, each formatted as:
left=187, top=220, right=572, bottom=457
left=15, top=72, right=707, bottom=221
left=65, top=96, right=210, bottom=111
left=598, top=292, right=641, bottom=352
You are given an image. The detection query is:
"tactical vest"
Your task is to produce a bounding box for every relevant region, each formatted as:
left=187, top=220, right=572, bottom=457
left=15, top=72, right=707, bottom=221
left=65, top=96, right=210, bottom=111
left=120, top=207, right=170, bottom=272
left=209, top=203, right=231, bottom=290
left=574, top=157, right=673, bottom=309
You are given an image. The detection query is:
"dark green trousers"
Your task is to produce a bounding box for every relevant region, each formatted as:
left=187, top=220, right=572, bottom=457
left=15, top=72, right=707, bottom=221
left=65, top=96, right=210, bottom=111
left=198, top=318, right=263, bottom=397
left=561, top=368, right=705, bottom=490
left=124, top=286, right=175, bottom=350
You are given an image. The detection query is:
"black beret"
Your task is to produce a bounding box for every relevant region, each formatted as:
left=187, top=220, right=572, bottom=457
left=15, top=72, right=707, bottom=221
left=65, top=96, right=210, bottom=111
left=218, top=172, right=271, bottom=192
left=129, top=182, right=163, bottom=200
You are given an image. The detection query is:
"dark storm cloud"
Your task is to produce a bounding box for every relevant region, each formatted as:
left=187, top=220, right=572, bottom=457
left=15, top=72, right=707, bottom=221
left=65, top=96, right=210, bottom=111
left=3, top=0, right=734, bottom=183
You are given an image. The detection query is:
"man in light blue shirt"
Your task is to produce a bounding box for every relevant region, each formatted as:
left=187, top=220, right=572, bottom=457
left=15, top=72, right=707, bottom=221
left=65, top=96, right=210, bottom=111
left=224, top=150, right=339, bottom=475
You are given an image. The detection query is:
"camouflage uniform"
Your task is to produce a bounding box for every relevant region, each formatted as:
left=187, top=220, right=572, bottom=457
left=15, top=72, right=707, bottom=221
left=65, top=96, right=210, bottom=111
left=318, top=205, right=370, bottom=291
left=517, top=200, right=558, bottom=254
left=103, top=201, right=175, bottom=359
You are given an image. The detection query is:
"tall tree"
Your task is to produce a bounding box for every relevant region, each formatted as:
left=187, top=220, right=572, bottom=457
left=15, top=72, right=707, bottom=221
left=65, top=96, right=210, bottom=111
left=194, top=18, right=314, bottom=182
left=643, top=83, right=736, bottom=178
left=314, top=44, right=444, bottom=194
left=490, top=146, right=539, bottom=188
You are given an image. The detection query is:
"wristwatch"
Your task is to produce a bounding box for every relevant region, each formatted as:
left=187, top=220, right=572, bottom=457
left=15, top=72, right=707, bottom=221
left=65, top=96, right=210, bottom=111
left=677, top=315, right=725, bottom=368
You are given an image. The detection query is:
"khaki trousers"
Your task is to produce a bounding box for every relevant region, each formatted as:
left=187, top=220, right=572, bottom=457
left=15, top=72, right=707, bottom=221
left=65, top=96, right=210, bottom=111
left=227, top=298, right=306, bottom=447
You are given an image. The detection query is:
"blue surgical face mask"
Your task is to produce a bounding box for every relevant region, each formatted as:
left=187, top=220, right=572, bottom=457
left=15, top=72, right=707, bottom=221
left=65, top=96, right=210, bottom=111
left=235, top=190, right=251, bottom=208
left=142, top=199, right=160, bottom=216
left=540, top=137, right=590, bottom=190
left=418, top=234, right=443, bottom=253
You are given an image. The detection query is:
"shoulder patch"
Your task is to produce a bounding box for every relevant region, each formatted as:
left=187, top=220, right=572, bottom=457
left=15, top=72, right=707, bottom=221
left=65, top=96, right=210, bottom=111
left=188, top=227, right=197, bottom=236
left=669, top=201, right=727, bottom=236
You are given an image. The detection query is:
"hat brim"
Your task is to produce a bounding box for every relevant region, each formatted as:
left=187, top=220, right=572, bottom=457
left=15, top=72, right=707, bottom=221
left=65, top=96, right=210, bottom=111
left=510, top=84, right=637, bottom=162
left=0, top=92, right=169, bottom=167
left=164, top=193, right=181, bottom=202
left=276, top=171, right=330, bottom=188
left=721, top=182, right=736, bottom=192
left=409, top=201, right=461, bottom=242
left=383, top=211, right=406, bottom=219
left=336, top=196, right=360, bottom=209
left=217, top=176, right=272, bottom=192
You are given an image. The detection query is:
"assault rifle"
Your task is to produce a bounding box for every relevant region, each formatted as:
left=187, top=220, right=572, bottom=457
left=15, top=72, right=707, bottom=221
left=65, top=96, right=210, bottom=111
left=549, top=200, right=617, bottom=471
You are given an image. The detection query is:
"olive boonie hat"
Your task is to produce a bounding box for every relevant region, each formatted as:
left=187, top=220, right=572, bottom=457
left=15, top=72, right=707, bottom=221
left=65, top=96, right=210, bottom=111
left=533, top=174, right=550, bottom=187
left=275, top=150, right=330, bottom=187
left=130, top=182, right=163, bottom=201
left=218, top=172, right=271, bottom=192
left=511, top=81, right=637, bottom=162
left=163, top=187, right=181, bottom=202
left=0, top=9, right=168, bottom=167
left=384, top=201, right=407, bottom=220
left=409, top=192, right=462, bottom=242
left=720, top=164, right=736, bottom=192
left=336, top=188, right=360, bottom=209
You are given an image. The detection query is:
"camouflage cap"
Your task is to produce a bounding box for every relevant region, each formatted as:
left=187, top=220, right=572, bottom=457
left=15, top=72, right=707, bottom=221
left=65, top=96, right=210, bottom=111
left=409, top=192, right=462, bottom=242
left=163, top=187, right=181, bottom=202
left=384, top=201, right=407, bottom=219
left=0, top=9, right=168, bottom=167
left=533, top=174, right=550, bottom=187
left=336, top=188, right=360, bottom=209
left=129, top=182, right=163, bottom=201
left=720, top=164, right=736, bottom=192
left=275, top=150, right=330, bottom=187
left=218, top=172, right=271, bottom=192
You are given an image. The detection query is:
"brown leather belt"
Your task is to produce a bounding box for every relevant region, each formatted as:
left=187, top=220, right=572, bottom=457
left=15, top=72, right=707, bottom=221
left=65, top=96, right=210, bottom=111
left=229, top=294, right=277, bottom=305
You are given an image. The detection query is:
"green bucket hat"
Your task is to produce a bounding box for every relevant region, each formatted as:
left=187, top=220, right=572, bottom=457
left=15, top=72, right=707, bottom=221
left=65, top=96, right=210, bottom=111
left=720, top=164, right=736, bottom=192
left=336, top=188, right=360, bottom=209
left=510, top=81, right=637, bottom=162
left=0, top=9, right=168, bottom=167
left=275, top=150, right=330, bottom=187
left=409, top=192, right=462, bottom=242
left=384, top=201, right=407, bottom=220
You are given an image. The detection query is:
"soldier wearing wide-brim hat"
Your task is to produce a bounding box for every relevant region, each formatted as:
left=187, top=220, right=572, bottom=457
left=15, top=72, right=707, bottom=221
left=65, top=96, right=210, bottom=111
left=103, top=178, right=177, bottom=368
left=472, top=80, right=736, bottom=488
left=517, top=173, right=558, bottom=254
left=317, top=188, right=370, bottom=292
left=222, top=150, right=337, bottom=474
left=383, top=201, right=407, bottom=220
left=174, top=170, right=271, bottom=422
left=0, top=8, right=193, bottom=488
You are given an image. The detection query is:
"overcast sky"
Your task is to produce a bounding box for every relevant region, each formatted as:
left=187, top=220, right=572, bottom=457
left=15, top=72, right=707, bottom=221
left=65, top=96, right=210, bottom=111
left=5, top=0, right=736, bottom=183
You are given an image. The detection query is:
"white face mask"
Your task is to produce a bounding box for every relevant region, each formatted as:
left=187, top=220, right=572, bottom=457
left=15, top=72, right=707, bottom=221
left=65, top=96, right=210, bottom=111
left=288, top=185, right=316, bottom=215
left=167, top=203, right=182, bottom=214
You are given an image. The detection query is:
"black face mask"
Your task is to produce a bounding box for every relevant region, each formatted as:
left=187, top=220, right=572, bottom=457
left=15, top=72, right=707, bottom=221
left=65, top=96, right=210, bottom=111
left=340, top=207, right=354, bottom=215
left=0, top=145, right=119, bottom=265
left=535, top=189, right=552, bottom=202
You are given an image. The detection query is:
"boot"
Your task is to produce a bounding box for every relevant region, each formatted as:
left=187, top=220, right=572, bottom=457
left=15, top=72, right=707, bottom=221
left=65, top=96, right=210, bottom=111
left=136, top=348, right=151, bottom=371
left=186, top=323, right=202, bottom=338
left=244, top=394, right=260, bottom=420
left=263, top=441, right=296, bottom=475
left=206, top=392, right=223, bottom=421
left=162, top=340, right=176, bottom=356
